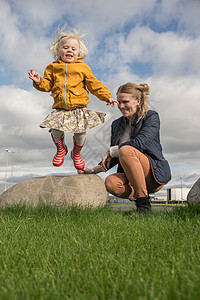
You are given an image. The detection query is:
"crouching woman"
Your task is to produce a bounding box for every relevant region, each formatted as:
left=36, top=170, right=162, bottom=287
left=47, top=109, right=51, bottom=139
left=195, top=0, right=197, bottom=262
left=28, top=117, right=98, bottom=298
left=80, top=82, right=171, bottom=213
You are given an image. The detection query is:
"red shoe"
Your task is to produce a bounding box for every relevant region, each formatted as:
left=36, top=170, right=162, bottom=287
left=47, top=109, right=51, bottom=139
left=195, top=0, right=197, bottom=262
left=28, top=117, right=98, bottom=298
left=71, top=136, right=85, bottom=170
left=52, top=134, right=68, bottom=167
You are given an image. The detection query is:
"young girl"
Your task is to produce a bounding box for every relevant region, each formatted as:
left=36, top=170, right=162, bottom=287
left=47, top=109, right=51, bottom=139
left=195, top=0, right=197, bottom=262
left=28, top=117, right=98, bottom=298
left=29, top=26, right=117, bottom=171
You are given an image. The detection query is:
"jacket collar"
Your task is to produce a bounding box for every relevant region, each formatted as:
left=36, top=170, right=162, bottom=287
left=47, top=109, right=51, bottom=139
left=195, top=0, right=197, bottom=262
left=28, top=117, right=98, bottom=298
left=54, top=59, right=83, bottom=64
left=122, top=114, right=138, bottom=125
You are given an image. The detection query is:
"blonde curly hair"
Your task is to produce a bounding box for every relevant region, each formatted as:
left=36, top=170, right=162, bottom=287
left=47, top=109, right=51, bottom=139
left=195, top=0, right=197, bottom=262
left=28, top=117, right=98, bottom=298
left=117, top=82, right=150, bottom=122
left=49, top=25, right=88, bottom=60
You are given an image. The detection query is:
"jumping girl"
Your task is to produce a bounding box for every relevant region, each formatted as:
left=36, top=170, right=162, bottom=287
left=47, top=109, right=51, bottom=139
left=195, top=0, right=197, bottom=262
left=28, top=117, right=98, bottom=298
left=29, top=26, right=117, bottom=170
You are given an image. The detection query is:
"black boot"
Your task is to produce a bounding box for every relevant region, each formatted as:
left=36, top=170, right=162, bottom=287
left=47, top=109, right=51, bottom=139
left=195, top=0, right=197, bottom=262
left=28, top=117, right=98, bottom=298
left=135, top=196, right=151, bottom=213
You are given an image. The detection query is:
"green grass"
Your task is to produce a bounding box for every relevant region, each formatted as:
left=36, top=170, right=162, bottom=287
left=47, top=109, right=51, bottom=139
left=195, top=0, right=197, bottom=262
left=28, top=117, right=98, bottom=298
left=0, top=204, right=200, bottom=300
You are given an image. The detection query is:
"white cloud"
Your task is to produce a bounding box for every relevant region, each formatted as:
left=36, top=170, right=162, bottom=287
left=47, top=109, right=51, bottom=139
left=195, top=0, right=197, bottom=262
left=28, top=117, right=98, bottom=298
left=148, top=77, right=200, bottom=154
left=98, top=26, right=200, bottom=78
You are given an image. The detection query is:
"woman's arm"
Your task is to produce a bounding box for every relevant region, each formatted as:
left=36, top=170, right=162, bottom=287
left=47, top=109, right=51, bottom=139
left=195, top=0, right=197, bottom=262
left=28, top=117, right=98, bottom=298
left=78, top=149, right=113, bottom=174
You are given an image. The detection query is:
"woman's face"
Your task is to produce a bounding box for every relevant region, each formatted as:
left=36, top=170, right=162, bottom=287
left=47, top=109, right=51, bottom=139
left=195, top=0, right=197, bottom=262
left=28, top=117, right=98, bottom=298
left=117, top=92, right=141, bottom=120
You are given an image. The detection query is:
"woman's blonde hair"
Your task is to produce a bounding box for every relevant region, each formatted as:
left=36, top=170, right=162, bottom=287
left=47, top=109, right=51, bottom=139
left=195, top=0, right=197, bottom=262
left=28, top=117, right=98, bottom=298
left=49, top=25, right=88, bottom=60
left=117, top=82, right=150, bottom=122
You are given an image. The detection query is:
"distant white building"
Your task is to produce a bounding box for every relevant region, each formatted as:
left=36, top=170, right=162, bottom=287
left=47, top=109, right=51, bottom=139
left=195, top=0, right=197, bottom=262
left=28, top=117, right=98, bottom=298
left=167, top=188, right=190, bottom=201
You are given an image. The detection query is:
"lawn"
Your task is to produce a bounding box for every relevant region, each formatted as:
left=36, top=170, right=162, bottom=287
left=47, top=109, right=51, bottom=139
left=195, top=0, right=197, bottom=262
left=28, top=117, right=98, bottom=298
left=0, top=204, right=200, bottom=300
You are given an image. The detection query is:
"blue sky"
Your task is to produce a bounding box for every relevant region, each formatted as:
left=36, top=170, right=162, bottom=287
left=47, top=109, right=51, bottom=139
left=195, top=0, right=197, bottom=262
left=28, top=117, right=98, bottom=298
left=0, top=0, right=200, bottom=196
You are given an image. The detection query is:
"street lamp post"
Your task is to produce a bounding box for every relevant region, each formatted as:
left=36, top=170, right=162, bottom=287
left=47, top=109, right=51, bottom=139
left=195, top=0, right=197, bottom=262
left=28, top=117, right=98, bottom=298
left=4, top=149, right=15, bottom=191
left=180, top=177, right=183, bottom=200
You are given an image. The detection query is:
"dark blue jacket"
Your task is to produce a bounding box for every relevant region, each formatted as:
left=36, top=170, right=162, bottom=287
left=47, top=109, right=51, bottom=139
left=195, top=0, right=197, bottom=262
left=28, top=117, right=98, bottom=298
left=108, top=110, right=171, bottom=184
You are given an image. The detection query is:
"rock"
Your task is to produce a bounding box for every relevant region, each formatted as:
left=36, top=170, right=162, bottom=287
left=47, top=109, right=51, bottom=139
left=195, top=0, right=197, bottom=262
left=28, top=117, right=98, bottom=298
left=187, top=178, right=200, bottom=205
left=0, top=175, right=107, bottom=208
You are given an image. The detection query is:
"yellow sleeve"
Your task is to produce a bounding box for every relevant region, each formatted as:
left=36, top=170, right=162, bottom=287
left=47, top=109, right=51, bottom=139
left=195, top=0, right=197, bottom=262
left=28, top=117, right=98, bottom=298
left=33, top=64, right=54, bottom=92
left=84, top=64, right=112, bottom=102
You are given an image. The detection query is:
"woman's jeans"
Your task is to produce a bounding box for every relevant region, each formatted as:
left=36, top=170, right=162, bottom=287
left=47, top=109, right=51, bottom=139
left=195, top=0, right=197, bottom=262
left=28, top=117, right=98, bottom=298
left=105, top=146, right=164, bottom=201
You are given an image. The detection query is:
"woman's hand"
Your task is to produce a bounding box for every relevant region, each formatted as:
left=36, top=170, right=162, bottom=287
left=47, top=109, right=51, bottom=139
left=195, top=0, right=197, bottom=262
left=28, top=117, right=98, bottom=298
left=106, top=98, right=119, bottom=107
left=78, top=167, right=93, bottom=174
left=28, top=69, right=41, bottom=84
left=102, top=150, right=111, bottom=172
left=78, top=165, right=104, bottom=174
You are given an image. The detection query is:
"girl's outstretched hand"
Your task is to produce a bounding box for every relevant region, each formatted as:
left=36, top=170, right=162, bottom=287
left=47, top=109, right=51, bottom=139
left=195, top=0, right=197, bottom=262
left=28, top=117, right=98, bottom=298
left=106, top=98, right=119, bottom=107
left=28, top=69, right=41, bottom=84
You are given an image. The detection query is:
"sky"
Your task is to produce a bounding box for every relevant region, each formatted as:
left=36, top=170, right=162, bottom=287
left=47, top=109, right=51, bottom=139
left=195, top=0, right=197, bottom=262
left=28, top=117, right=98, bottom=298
left=0, top=0, right=200, bottom=197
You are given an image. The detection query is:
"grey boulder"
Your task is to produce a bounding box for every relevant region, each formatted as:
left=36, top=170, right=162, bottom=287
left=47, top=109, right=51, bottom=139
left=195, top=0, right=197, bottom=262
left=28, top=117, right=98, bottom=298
left=187, top=178, right=200, bottom=205
left=0, top=174, right=107, bottom=208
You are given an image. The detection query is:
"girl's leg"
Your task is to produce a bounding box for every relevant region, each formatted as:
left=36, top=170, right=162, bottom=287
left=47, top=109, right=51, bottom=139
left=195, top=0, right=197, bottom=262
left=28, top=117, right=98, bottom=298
left=73, top=132, right=86, bottom=146
left=51, top=129, right=64, bottom=142
left=51, top=129, right=68, bottom=167
left=71, top=132, right=86, bottom=170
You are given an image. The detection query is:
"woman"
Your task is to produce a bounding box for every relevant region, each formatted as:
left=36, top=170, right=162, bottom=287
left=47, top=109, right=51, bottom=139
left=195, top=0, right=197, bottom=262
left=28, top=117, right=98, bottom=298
left=80, top=82, right=171, bottom=213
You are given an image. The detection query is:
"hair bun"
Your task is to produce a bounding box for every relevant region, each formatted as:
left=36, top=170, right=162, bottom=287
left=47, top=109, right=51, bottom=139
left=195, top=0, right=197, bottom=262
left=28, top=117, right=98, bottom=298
left=139, top=83, right=150, bottom=95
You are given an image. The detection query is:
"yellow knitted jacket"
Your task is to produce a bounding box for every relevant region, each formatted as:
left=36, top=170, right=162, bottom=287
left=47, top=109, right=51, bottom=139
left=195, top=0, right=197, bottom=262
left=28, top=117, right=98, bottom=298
left=33, top=59, right=112, bottom=110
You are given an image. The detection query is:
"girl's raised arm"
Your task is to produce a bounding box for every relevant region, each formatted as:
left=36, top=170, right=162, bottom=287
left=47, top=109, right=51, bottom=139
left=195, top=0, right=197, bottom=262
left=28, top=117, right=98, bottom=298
left=28, top=69, right=41, bottom=84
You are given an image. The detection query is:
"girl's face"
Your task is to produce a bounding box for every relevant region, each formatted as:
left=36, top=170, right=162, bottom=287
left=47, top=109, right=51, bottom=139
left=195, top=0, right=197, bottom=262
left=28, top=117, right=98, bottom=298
left=117, top=92, right=141, bottom=120
left=59, top=37, right=80, bottom=63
